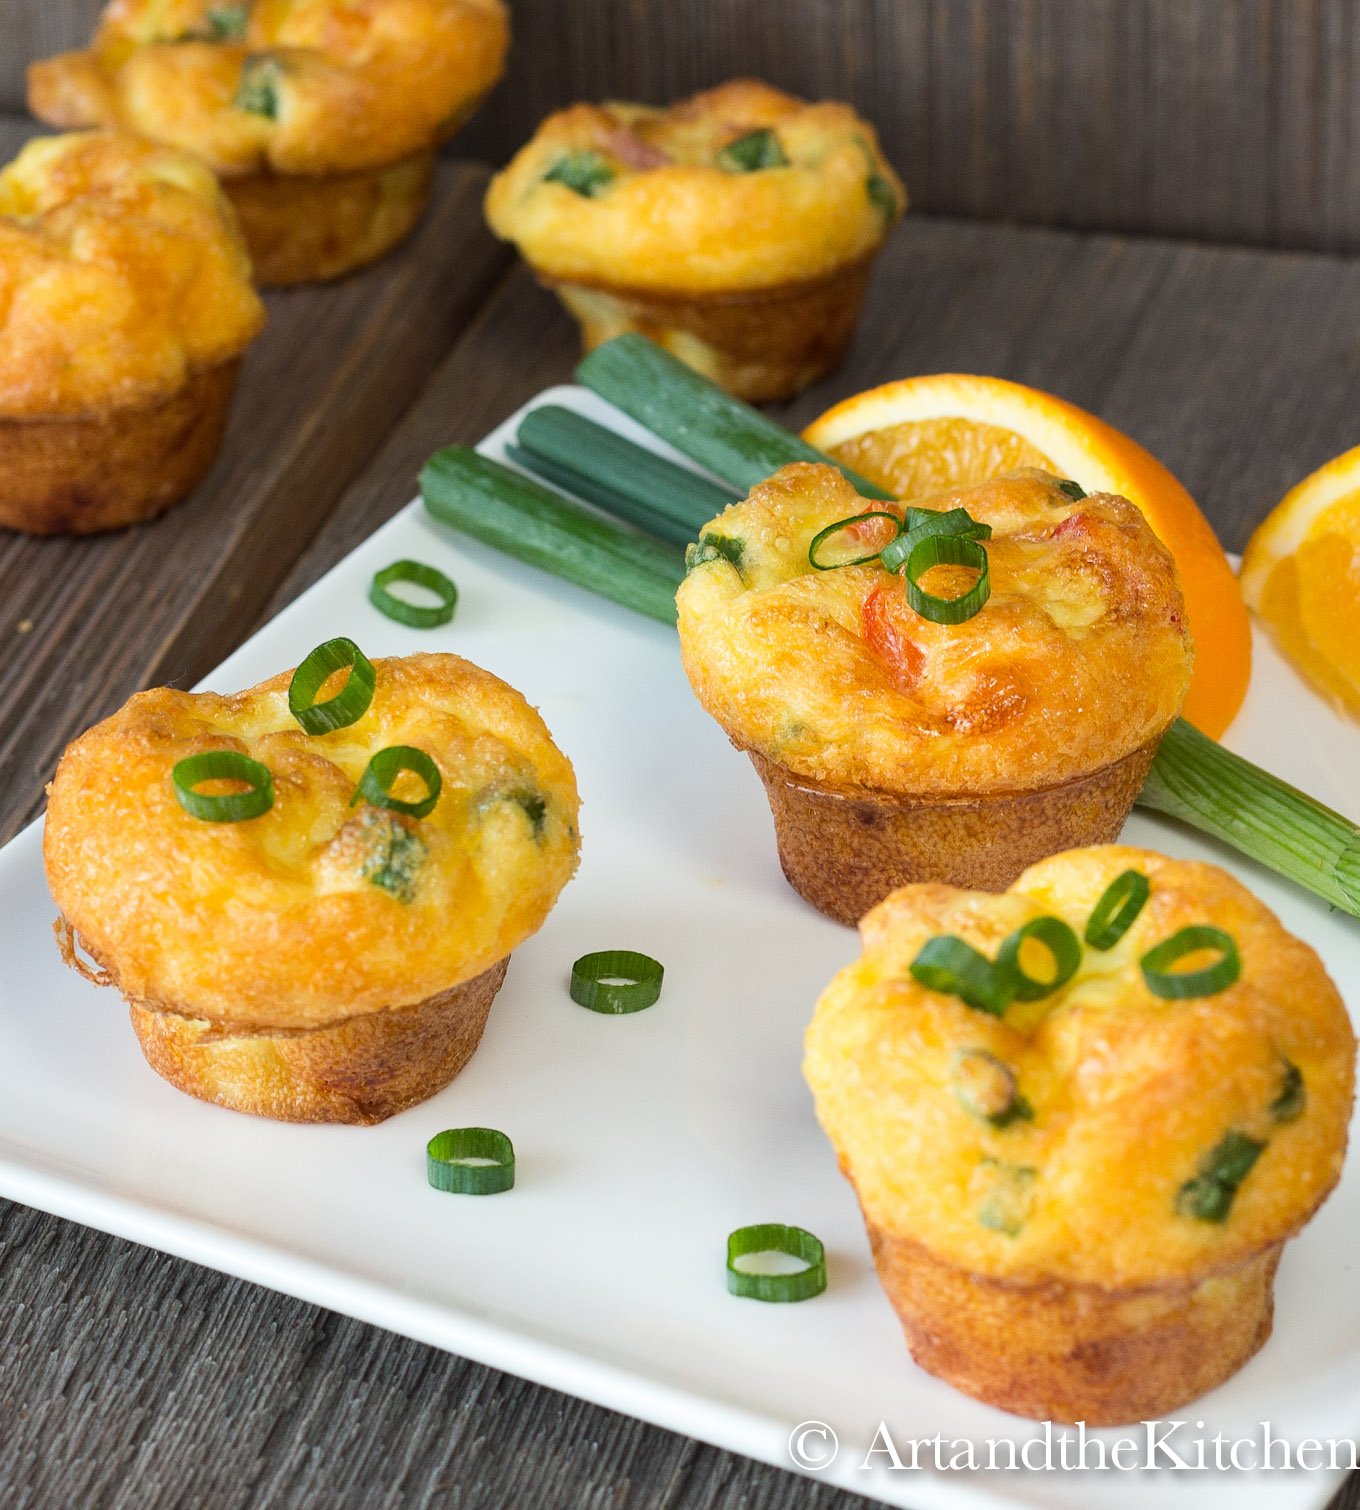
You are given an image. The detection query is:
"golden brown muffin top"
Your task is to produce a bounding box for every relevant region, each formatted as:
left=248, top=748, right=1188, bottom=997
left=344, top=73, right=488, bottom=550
left=0, top=130, right=264, bottom=419
left=676, top=464, right=1194, bottom=795
left=28, top=0, right=509, bottom=177
left=485, top=80, right=904, bottom=294
left=804, top=847, right=1356, bottom=1287
left=44, top=652, right=580, bottom=1032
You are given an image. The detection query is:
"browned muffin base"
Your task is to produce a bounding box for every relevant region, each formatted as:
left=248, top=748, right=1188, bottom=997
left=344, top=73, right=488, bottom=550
left=748, top=736, right=1163, bottom=924
left=127, top=958, right=509, bottom=1125
left=868, top=1219, right=1281, bottom=1425
left=224, top=151, right=434, bottom=286
left=545, top=254, right=878, bottom=402
left=0, top=359, right=239, bottom=535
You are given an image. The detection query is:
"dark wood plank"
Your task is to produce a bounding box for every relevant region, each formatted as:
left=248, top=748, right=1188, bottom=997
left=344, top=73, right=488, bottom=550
left=0, top=150, right=509, bottom=845
left=8, top=0, right=1360, bottom=254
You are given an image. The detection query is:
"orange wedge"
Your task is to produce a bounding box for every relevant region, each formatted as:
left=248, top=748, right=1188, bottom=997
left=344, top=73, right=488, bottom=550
left=804, top=374, right=1251, bottom=738
left=1240, top=444, right=1360, bottom=717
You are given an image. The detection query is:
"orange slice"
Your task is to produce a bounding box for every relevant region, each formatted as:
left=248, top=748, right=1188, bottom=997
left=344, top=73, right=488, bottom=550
left=1240, top=444, right=1360, bottom=717
left=804, top=374, right=1251, bottom=737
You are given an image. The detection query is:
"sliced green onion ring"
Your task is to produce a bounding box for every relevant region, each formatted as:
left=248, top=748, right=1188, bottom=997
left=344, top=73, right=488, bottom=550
left=911, top=935, right=1013, bottom=1016
left=807, top=510, right=902, bottom=570
left=172, top=751, right=274, bottom=823
left=570, top=950, right=664, bottom=1014
left=426, top=1128, right=515, bottom=1195
left=902, top=532, right=991, bottom=624
left=1084, top=869, right=1151, bottom=949
left=351, top=745, right=442, bottom=819
left=997, top=916, right=1082, bottom=1001
left=288, top=637, right=376, bottom=735
left=726, top=1223, right=826, bottom=1302
left=880, top=506, right=992, bottom=573
left=1141, top=925, right=1241, bottom=999
left=369, top=560, right=458, bottom=628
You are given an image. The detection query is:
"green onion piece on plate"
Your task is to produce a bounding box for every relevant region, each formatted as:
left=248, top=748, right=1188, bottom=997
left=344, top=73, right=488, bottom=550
left=1175, top=1130, right=1263, bottom=1222
left=369, top=560, right=458, bottom=629
left=570, top=950, right=664, bottom=1014
left=726, top=1223, right=827, bottom=1302
left=1084, top=869, right=1151, bottom=949
left=910, top=935, right=1014, bottom=1016
left=997, top=916, right=1082, bottom=1001
left=426, top=1127, right=516, bottom=1195
left=544, top=151, right=615, bottom=197
left=903, top=532, right=991, bottom=624
left=351, top=745, right=442, bottom=819
left=1141, top=924, right=1241, bottom=999
left=716, top=128, right=789, bottom=172
left=807, top=510, right=902, bottom=570
left=289, top=637, right=376, bottom=735
left=172, top=750, right=274, bottom=823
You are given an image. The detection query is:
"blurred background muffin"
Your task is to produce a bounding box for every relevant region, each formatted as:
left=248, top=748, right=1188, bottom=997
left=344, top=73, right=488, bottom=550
left=0, top=129, right=264, bottom=534
left=804, top=846, right=1356, bottom=1423
left=485, top=80, right=904, bottom=401
left=28, top=0, right=511, bottom=284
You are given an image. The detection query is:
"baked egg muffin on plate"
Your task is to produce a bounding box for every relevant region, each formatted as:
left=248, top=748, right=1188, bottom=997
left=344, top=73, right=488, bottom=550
left=0, top=129, right=263, bottom=534
left=804, top=846, right=1356, bottom=1424
left=29, top=0, right=511, bottom=284
left=485, top=80, right=904, bottom=401
left=676, top=462, right=1194, bottom=922
left=43, top=648, right=580, bottom=1124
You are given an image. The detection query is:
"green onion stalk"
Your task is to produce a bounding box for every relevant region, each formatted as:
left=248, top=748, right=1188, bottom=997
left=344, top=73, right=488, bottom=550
left=419, top=333, right=1360, bottom=921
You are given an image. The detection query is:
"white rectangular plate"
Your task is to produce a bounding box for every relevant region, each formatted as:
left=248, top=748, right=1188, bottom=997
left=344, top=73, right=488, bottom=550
left=2, top=388, right=1356, bottom=1510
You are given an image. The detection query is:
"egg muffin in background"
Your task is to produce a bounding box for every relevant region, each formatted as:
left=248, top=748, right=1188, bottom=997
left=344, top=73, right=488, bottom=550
left=485, top=80, right=904, bottom=402
left=676, top=463, right=1193, bottom=922
left=44, top=652, right=580, bottom=1124
left=0, top=130, right=264, bottom=535
left=805, top=846, right=1356, bottom=1424
left=29, top=0, right=511, bottom=285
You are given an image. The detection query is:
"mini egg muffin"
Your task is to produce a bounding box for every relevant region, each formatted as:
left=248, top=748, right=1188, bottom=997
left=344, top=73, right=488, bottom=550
left=485, top=80, right=904, bottom=401
left=0, top=130, right=263, bottom=534
left=676, top=462, right=1193, bottom=922
left=44, top=651, right=580, bottom=1124
left=805, top=846, right=1356, bottom=1424
left=29, top=0, right=511, bottom=284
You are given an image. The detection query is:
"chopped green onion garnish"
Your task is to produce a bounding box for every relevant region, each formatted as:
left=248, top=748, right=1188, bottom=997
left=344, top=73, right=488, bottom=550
left=911, top=935, right=1013, bottom=1016
left=569, top=950, right=664, bottom=1014
left=1270, top=1059, right=1306, bottom=1123
left=172, top=750, right=274, bottom=823
left=351, top=745, right=442, bottom=820
left=1056, top=479, right=1087, bottom=501
left=354, top=809, right=427, bottom=902
left=716, top=128, right=789, bottom=173
left=977, top=1160, right=1036, bottom=1235
left=903, top=532, right=991, bottom=624
left=288, top=637, right=376, bottom=735
left=544, top=151, right=615, bottom=197
left=866, top=171, right=898, bottom=217
left=997, top=916, right=1082, bottom=1001
left=235, top=54, right=282, bottom=117
left=726, top=1223, right=826, bottom=1302
left=808, top=510, right=902, bottom=570
left=952, top=1049, right=1032, bottom=1127
left=1175, top=1130, right=1263, bottom=1222
left=369, top=560, right=458, bottom=629
left=1084, top=869, right=1151, bottom=949
left=426, top=1128, right=515, bottom=1195
left=206, top=5, right=249, bottom=40
left=687, top=532, right=745, bottom=575
left=878, top=506, right=991, bottom=574
left=1141, top=924, right=1241, bottom=999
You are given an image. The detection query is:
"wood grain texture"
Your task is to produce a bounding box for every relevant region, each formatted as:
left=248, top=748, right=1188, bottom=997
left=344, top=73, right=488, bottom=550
left=0, top=130, right=508, bottom=843
left=6, top=0, right=1360, bottom=253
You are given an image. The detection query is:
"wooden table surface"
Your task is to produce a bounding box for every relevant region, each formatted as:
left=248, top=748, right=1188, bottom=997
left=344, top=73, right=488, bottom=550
left=1, top=113, right=1357, bottom=1508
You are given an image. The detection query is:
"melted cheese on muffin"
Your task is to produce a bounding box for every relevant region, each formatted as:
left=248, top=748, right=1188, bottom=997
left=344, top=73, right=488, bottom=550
left=0, top=131, right=263, bottom=419
left=485, top=80, right=905, bottom=294
left=29, top=0, right=509, bottom=177
left=44, top=653, right=580, bottom=1031
left=677, top=464, right=1194, bottom=795
left=804, top=846, right=1356, bottom=1287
